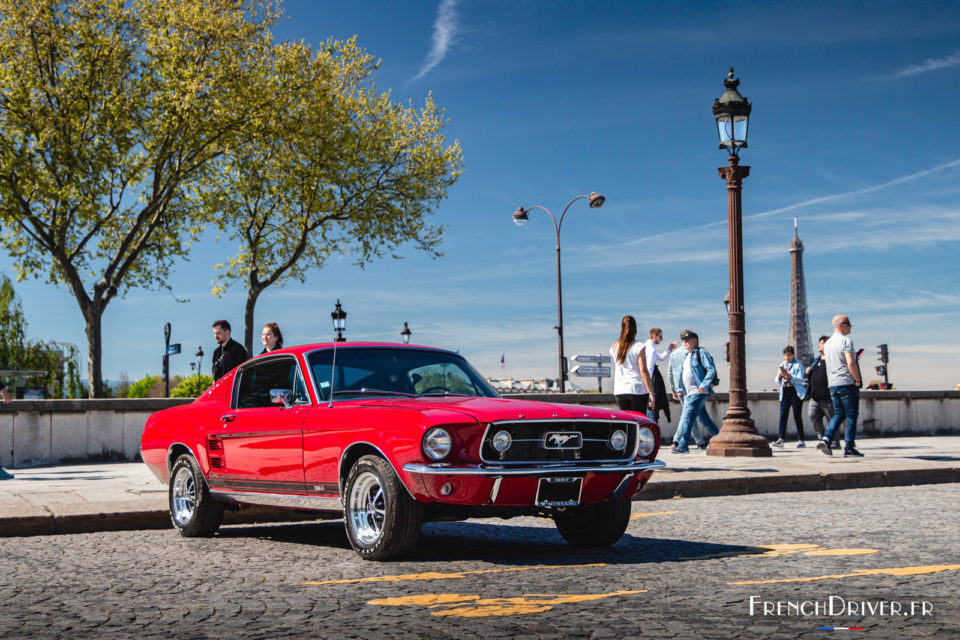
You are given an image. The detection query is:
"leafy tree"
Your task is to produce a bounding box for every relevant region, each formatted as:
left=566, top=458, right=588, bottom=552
left=0, top=0, right=282, bottom=396
left=207, top=38, right=463, bottom=353
left=171, top=374, right=212, bottom=398
left=126, top=374, right=160, bottom=399
left=0, top=274, right=81, bottom=397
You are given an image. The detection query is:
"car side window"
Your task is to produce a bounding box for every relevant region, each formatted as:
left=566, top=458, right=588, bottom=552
left=235, top=357, right=304, bottom=409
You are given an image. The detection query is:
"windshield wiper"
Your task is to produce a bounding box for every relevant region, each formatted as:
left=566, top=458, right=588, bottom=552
left=419, top=391, right=473, bottom=397
left=332, top=388, right=418, bottom=398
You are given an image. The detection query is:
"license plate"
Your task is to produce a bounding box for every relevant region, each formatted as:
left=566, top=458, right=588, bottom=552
left=535, top=476, right=583, bottom=507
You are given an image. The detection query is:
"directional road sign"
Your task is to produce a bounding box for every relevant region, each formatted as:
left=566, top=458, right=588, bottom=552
left=166, top=343, right=181, bottom=356
left=573, top=355, right=611, bottom=364
left=572, top=365, right=611, bottom=378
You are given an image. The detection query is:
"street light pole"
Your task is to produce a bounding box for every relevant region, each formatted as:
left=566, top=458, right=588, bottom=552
left=513, top=192, right=605, bottom=393
left=706, top=68, right=771, bottom=457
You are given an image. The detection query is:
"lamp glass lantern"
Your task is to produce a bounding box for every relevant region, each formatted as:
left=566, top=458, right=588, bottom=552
left=713, top=68, right=751, bottom=155
left=400, top=322, right=412, bottom=344
left=511, top=207, right=528, bottom=227
left=331, top=299, right=347, bottom=341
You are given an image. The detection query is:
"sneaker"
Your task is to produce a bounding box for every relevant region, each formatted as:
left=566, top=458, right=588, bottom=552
left=772, top=439, right=784, bottom=448
left=671, top=446, right=691, bottom=454
left=817, top=438, right=833, bottom=456
left=0, top=468, right=13, bottom=480
left=797, top=441, right=806, bottom=448
left=844, top=447, right=864, bottom=457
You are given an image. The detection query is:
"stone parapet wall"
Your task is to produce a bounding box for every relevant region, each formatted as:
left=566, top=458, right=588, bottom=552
left=2, top=392, right=959, bottom=468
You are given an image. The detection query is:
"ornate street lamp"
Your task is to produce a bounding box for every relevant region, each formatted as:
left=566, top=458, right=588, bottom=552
left=195, top=345, right=204, bottom=395
left=331, top=300, right=347, bottom=342
left=707, top=68, right=771, bottom=457
left=512, top=192, right=605, bottom=393
left=400, top=322, right=412, bottom=344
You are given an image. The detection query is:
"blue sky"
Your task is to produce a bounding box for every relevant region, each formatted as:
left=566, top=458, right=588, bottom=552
left=6, top=0, right=960, bottom=390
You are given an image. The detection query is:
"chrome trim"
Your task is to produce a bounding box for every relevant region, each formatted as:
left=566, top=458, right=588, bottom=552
left=210, top=490, right=343, bottom=511
left=479, top=419, right=641, bottom=465
left=403, top=459, right=666, bottom=476
left=217, top=429, right=302, bottom=439
left=487, top=476, right=502, bottom=504
left=543, top=432, right=583, bottom=450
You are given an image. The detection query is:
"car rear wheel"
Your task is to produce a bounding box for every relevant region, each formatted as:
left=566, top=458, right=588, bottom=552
left=553, top=499, right=631, bottom=547
left=169, top=454, right=224, bottom=537
left=344, top=455, right=422, bottom=560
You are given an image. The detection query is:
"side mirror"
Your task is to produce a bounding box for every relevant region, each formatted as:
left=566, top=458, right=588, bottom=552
left=270, top=388, right=293, bottom=409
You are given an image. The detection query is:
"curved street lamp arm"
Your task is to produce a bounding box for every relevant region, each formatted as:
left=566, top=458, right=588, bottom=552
left=557, top=194, right=591, bottom=232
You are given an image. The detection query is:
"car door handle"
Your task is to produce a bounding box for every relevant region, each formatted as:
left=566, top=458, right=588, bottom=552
left=220, top=414, right=236, bottom=423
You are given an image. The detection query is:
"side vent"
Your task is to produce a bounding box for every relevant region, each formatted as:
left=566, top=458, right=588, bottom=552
left=209, top=457, right=224, bottom=469
left=207, top=437, right=222, bottom=451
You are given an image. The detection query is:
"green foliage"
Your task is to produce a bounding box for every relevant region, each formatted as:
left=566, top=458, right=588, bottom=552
left=127, top=375, right=161, bottom=399
left=171, top=374, right=213, bottom=398
left=206, top=36, right=463, bottom=350
left=0, top=275, right=82, bottom=397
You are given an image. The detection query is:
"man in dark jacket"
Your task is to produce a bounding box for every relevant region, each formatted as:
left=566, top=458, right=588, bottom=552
left=212, top=320, right=249, bottom=381
left=805, top=335, right=836, bottom=441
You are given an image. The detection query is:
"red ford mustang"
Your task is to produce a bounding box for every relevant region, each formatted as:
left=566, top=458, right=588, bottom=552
left=141, top=343, right=665, bottom=560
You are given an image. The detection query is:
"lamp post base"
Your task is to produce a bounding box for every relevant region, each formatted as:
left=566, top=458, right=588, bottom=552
left=706, top=417, right=772, bottom=457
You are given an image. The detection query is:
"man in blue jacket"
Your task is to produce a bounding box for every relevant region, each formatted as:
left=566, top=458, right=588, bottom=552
left=669, top=331, right=718, bottom=449
left=672, top=330, right=719, bottom=454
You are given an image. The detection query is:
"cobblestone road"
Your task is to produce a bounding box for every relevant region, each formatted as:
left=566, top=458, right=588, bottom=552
left=1, top=484, right=957, bottom=639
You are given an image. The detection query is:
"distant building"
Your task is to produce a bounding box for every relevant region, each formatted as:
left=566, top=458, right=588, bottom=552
left=788, top=219, right=815, bottom=365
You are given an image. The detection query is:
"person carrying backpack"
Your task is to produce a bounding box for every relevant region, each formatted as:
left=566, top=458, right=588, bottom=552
left=672, top=330, right=720, bottom=453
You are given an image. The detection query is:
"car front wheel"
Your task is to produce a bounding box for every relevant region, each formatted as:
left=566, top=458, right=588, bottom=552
left=169, top=454, right=224, bottom=537
left=553, top=499, right=631, bottom=547
left=344, top=455, right=422, bottom=560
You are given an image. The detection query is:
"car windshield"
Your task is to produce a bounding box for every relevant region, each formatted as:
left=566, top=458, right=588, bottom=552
left=307, top=347, right=500, bottom=402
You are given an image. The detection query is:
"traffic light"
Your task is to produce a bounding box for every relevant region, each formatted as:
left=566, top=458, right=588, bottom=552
left=877, top=343, right=888, bottom=363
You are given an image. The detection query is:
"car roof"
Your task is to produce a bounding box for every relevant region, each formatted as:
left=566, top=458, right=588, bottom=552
left=257, top=342, right=454, bottom=357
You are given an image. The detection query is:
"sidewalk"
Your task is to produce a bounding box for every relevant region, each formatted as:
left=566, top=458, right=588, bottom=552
left=1, top=436, right=958, bottom=536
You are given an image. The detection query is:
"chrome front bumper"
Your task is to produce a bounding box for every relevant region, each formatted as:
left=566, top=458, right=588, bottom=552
left=402, top=459, right=666, bottom=476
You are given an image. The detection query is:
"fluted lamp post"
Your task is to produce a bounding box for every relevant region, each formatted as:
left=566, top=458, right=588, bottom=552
left=706, top=68, right=771, bottom=457
left=331, top=300, right=347, bottom=342
left=400, top=322, right=412, bottom=344
left=512, top=192, right=605, bottom=393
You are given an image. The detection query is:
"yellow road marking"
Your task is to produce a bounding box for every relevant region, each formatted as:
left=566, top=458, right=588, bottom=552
left=731, top=563, right=960, bottom=585
left=297, top=563, right=607, bottom=586
left=630, top=510, right=678, bottom=520
left=804, top=548, right=878, bottom=556
left=370, top=589, right=648, bottom=618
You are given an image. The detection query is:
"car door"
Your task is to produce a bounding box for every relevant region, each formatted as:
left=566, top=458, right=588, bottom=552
left=209, top=355, right=310, bottom=491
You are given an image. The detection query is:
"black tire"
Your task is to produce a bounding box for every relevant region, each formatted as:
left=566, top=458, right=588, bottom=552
left=169, top=454, right=224, bottom=537
left=554, top=499, right=631, bottom=547
left=343, top=455, right=422, bottom=560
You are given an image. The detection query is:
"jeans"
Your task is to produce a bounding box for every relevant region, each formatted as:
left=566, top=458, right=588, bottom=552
left=672, top=394, right=719, bottom=446
left=778, top=386, right=804, bottom=440
left=808, top=397, right=835, bottom=439
left=675, top=392, right=715, bottom=449
left=824, top=384, right=859, bottom=450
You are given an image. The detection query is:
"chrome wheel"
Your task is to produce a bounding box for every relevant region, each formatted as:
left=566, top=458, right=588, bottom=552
left=348, top=471, right=386, bottom=545
left=171, top=465, right=197, bottom=527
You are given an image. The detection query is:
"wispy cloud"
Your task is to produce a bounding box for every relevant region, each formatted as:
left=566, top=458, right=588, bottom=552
left=409, top=0, right=459, bottom=83
left=891, top=48, right=960, bottom=78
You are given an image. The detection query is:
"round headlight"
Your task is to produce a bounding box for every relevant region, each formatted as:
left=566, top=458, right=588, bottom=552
left=637, top=426, right=656, bottom=457
left=609, top=429, right=628, bottom=451
left=491, top=430, right=512, bottom=452
left=423, top=427, right=452, bottom=460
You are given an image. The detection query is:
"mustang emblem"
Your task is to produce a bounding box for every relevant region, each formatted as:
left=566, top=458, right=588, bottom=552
left=544, top=432, right=582, bottom=449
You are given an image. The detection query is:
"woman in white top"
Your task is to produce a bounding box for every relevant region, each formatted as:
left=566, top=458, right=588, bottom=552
left=609, top=315, right=654, bottom=413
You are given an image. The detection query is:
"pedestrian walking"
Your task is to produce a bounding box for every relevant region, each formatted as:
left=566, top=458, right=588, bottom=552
left=212, top=320, right=249, bottom=381
left=668, top=331, right=717, bottom=449
left=672, top=330, right=720, bottom=453
left=644, top=328, right=679, bottom=422
left=806, top=335, right=837, bottom=442
left=817, top=314, right=864, bottom=457
left=610, top=316, right=651, bottom=413
left=260, top=322, right=284, bottom=354
left=0, top=379, right=13, bottom=480
left=773, top=346, right=806, bottom=448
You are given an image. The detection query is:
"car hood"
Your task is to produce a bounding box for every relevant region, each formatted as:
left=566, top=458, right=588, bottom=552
left=346, top=396, right=646, bottom=424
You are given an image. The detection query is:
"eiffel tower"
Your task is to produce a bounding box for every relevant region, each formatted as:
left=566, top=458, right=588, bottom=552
left=788, top=218, right=815, bottom=365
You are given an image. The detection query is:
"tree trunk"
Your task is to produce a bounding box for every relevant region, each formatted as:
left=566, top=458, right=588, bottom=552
left=243, top=287, right=263, bottom=356
left=83, top=304, right=104, bottom=398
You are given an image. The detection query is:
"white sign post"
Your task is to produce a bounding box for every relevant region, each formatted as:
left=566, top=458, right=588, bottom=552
left=572, top=354, right=611, bottom=393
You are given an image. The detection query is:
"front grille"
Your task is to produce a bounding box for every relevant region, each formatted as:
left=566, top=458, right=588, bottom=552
left=481, top=420, right=637, bottom=464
